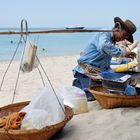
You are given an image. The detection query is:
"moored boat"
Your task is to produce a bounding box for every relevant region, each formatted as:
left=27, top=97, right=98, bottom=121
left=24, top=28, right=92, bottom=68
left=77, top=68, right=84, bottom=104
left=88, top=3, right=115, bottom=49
left=66, top=26, right=85, bottom=29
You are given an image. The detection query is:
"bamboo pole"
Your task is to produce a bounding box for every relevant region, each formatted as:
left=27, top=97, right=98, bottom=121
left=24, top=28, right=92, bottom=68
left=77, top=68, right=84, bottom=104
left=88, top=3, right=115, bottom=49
left=0, top=29, right=119, bottom=35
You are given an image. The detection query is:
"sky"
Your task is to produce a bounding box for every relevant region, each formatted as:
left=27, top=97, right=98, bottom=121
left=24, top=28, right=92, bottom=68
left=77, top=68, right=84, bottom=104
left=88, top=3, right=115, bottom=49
left=0, top=0, right=140, bottom=28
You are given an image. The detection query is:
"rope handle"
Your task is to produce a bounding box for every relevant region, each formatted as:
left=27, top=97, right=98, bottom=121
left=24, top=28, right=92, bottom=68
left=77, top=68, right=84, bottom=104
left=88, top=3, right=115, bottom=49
left=12, top=19, right=29, bottom=104
left=4, top=112, right=11, bottom=132
left=0, top=19, right=29, bottom=91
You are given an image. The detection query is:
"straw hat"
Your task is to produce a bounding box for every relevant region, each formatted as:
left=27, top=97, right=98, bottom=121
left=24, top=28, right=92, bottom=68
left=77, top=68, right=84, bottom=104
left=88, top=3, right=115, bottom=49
left=114, top=17, right=136, bottom=43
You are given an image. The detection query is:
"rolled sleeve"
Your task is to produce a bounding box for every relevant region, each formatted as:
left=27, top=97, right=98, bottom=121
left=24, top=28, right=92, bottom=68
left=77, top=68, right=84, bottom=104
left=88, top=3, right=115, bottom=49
left=98, top=33, right=125, bottom=57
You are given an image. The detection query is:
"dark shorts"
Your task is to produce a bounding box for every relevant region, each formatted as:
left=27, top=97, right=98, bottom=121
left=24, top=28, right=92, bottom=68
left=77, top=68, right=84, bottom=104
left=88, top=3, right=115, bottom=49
left=72, top=71, right=102, bottom=101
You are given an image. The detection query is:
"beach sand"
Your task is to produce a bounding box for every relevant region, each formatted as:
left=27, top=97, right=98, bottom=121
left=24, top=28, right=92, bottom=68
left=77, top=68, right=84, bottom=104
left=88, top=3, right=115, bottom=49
left=1, top=54, right=140, bottom=140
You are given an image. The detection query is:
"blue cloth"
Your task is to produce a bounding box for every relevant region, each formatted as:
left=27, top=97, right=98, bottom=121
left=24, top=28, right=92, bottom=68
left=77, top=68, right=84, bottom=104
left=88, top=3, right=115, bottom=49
left=99, top=71, right=131, bottom=81
left=124, top=85, right=137, bottom=96
left=73, top=31, right=126, bottom=74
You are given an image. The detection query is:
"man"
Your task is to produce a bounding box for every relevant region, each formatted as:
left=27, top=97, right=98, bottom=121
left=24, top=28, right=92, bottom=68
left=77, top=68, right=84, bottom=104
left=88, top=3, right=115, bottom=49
left=73, top=17, right=137, bottom=101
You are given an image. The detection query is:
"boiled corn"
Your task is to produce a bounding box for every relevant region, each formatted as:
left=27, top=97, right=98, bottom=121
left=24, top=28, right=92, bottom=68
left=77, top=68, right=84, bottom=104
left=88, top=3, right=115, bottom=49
left=114, top=59, right=138, bottom=72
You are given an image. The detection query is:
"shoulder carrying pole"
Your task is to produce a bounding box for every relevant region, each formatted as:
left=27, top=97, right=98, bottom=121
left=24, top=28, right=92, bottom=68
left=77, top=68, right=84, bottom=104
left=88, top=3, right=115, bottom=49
left=0, top=29, right=119, bottom=35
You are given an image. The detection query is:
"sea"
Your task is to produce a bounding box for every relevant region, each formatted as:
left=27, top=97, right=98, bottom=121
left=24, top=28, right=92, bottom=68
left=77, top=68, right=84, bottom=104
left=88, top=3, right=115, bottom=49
left=0, top=27, right=139, bottom=61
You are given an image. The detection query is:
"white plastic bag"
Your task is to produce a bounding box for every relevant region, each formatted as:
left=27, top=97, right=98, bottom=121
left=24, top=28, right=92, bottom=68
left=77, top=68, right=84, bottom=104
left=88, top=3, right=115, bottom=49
left=21, top=109, right=48, bottom=130
left=21, top=88, right=65, bottom=129
left=20, top=40, right=39, bottom=73
left=62, top=86, right=88, bottom=114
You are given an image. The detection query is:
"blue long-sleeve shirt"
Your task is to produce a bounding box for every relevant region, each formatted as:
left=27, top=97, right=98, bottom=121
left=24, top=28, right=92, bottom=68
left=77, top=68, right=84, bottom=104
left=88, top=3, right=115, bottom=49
left=74, top=31, right=125, bottom=74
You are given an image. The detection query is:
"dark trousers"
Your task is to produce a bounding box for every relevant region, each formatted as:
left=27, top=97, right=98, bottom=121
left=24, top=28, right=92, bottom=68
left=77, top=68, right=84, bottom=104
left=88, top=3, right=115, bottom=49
left=72, top=71, right=102, bottom=101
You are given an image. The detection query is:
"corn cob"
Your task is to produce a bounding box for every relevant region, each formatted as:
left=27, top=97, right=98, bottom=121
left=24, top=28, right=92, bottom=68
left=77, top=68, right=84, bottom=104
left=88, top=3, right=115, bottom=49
left=114, top=59, right=138, bottom=72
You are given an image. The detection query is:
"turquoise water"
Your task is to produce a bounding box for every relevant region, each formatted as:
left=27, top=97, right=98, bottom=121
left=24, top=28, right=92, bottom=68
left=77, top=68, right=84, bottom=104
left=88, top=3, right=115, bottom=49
left=0, top=27, right=139, bottom=61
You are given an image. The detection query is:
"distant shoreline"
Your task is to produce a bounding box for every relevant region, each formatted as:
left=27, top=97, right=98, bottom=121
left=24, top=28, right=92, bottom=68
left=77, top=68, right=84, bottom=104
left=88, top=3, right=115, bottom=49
left=0, top=53, right=79, bottom=63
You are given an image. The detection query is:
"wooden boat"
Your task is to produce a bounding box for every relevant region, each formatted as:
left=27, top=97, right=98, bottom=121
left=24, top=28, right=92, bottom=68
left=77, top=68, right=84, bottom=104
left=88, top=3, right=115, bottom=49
left=65, top=26, right=85, bottom=29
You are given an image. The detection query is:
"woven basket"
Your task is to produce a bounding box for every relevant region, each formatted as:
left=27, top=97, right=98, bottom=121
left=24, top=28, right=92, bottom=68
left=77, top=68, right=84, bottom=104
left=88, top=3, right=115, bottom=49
left=89, top=87, right=140, bottom=109
left=0, top=101, right=73, bottom=140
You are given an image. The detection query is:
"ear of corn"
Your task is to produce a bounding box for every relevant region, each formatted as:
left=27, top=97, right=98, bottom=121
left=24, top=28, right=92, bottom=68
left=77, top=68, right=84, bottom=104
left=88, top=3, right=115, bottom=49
left=113, top=59, right=138, bottom=72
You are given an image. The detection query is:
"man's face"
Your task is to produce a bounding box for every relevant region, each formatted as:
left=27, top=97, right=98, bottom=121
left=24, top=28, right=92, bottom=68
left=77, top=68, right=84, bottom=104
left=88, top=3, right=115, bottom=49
left=114, top=30, right=129, bottom=42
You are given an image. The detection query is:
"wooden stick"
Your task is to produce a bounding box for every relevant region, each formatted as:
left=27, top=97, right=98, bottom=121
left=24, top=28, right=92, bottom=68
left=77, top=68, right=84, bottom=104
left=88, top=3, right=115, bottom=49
left=0, top=29, right=119, bottom=35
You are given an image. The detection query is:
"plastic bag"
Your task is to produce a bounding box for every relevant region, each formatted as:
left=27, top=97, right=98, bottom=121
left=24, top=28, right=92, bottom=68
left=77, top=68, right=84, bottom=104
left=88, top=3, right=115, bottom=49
left=21, top=88, right=65, bottom=129
left=20, top=40, right=39, bottom=73
left=124, top=85, right=137, bottom=96
left=21, top=109, right=48, bottom=130
left=62, top=86, right=88, bottom=114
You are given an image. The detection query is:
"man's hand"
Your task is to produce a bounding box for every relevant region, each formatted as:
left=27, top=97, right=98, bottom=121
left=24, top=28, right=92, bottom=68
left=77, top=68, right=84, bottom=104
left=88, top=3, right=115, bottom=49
left=124, top=51, right=136, bottom=59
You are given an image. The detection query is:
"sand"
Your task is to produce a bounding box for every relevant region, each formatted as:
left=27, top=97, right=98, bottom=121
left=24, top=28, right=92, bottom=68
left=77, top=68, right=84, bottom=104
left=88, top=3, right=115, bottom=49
left=1, top=54, right=140, bottom=140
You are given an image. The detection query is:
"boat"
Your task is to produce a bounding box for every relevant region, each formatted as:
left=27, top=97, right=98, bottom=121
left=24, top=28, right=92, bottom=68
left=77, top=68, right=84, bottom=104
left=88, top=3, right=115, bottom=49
left=65, top=26, right=85, bottom=29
